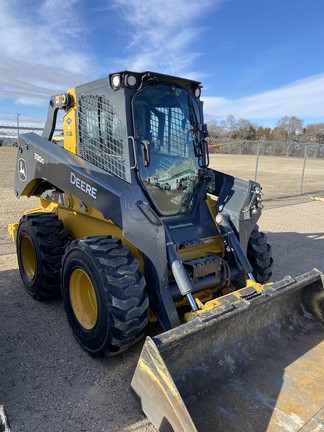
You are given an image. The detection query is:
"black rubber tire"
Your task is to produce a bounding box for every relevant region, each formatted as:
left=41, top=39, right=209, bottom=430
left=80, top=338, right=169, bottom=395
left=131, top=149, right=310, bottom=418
left=247, top=225, right=274, bottom=283
left=16, top=213, right=69, bottom=299
left=61, top=236, right=149, bottom=357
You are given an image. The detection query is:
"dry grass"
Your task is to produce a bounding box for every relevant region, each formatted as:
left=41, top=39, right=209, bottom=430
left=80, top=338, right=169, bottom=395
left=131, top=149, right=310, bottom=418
left=209, top=153, right=324, bottom=200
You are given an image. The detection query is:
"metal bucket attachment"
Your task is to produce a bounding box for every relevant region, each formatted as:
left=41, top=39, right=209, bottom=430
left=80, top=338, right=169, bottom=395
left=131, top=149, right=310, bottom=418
left=131, top=269, right=324, bottom=432
left=0, top=405, right=11, bottom=432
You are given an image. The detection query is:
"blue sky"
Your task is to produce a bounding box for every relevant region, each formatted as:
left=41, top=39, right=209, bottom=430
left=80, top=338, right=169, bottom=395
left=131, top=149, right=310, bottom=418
left=1, top=0, right=324, bottom=129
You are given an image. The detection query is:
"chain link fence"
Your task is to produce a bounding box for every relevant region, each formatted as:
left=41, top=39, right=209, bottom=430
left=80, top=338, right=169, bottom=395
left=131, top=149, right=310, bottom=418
left=0, top=125, right=63, bottom=146
left=208, top=138, right=324, bottom=159
left=207, top=139, right=324, bottom=199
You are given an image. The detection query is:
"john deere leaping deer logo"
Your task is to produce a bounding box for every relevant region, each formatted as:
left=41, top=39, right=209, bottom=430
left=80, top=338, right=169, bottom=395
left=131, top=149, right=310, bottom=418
left=18, top=158, right=27, bottom=181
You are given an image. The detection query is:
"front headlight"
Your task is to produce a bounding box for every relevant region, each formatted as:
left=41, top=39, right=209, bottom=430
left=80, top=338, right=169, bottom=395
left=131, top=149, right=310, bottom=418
left=194, top=87, right=201, bottom=98
left=111, top=74, right=121, bottom=90
left=125, top=74, right=137, bottom=87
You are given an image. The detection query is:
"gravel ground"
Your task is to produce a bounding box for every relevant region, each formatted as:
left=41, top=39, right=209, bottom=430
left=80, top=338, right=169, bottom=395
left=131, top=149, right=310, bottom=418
left=0, top=146, right=324, bottom=431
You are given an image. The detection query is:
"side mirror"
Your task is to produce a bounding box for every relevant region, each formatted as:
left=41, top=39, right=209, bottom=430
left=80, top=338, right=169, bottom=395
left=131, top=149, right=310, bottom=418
left=141, top=140, right=151, bottom=167
left=199, top=139, right=210, bottom=168
left=201, top=123, right=209, bottom=138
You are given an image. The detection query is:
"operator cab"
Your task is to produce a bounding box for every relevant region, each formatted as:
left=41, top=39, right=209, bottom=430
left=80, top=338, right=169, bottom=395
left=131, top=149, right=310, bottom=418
left=132, top=82, right=209, bottom=216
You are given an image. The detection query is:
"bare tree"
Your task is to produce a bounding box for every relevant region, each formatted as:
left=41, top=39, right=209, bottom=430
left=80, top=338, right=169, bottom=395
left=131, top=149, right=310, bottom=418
left=221, top=114, right=238, bottom=138
left=206, top=115, right=324, bottom=158
left=236, top=119, right=258, bottom=140
left=256, top=126, right=272, bottom=140
left=207, top=120, right=227, bottom=138
left=271, top=116, right=304, bottom=156
left=303, top=123, right=324, bottom=144
left=273, top=116, right=304, bottom=141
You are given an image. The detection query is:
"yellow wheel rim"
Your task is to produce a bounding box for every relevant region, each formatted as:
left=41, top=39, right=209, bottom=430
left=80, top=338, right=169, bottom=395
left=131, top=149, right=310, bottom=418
left=20, top=235, right=36, bottom=280
left=69, top=269, right=98, bottom=330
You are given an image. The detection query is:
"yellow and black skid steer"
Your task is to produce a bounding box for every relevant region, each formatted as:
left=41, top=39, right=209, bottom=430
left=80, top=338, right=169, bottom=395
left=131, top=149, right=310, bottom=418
left=8, top=71, right=324, bottom=431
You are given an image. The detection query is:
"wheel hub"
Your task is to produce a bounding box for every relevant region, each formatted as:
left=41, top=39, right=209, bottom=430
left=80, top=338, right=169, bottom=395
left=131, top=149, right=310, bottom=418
left=20, top=235, right=36, bottom=280
left=69, top=269, right=98, bottom=330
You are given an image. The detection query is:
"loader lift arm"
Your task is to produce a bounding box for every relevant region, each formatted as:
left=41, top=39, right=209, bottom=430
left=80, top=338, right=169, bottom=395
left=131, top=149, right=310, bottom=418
left=42, top=93, right=73, bottom=141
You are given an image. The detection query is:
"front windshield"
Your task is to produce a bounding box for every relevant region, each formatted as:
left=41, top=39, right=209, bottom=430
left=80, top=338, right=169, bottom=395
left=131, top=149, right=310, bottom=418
left=133, top=84, right=202, bottom=216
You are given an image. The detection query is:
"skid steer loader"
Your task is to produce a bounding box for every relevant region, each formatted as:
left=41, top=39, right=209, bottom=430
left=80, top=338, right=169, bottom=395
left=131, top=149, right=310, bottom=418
left=8, top=71, right=324, bottom=431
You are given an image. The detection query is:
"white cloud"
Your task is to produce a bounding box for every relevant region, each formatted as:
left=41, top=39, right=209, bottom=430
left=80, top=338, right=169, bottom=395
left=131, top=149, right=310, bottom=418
left=108, top=0, right=224, bottom=78
left=1, top=0, right=323, bottom=129
left=0, top=0, right=93, bottom=104
left=203, top=74, right=324, bottom=123
left=0, top=0, right=227, bottom=124
left=0, top=0, right=223, bottom=107
left=0, top=0, right=88, bottom=67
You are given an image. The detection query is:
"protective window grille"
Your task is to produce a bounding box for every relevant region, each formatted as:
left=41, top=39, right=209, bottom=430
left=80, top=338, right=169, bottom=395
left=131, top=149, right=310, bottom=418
left=150, top=107, right=190, bottom=158
left=78, top=95, right=126, bottom=180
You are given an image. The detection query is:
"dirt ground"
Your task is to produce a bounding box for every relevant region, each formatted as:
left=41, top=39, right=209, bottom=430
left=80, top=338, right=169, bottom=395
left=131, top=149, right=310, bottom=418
left=0, top=146, right=324, bottom=432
